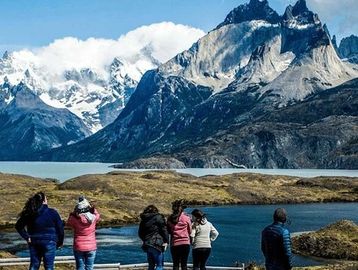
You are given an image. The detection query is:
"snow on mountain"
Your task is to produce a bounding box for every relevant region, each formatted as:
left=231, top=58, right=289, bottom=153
left=226, top=0, right=358, bottom=103
left=255, top=0, right=358, bottom=103
left=0, top=47, right=159, bottom=132
left=160, top=20, right=282, bottom=92
left=17, top=0, right=358, bottom=166
left=0, top=22, right=205, bottom=133
left=230, top=36, right=295, bottom=92
left=158, top=1, right=283, bottom=92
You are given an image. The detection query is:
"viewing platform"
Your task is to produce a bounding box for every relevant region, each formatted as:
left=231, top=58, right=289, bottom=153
left=0, top=256, right=245, bottom=270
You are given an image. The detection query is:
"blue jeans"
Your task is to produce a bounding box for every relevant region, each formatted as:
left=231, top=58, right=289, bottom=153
left=147, top=246, right=164, bottom=270
left=28, top=241, right=56, bottom=270
left=265, top=263, right=290, bottom=270
left=74, top=250, right=96, bottom=270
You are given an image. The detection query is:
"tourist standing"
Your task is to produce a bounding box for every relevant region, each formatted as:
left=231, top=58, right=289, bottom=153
left=261, top=208, right=293, bottom=270
left=67, top=196, right=100, bottom=270
left=167, top=199, right=192, bottom=270
left=190, top=209, right=219, bottom=270
left=138, top=205, right=169, bottom=270
left=15, top=192, right=64, bottom=270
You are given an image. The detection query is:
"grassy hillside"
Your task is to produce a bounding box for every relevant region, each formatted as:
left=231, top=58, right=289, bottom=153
left=0, top=171, right=357, bottom=228
left=293, top=220, right=358, bottom=260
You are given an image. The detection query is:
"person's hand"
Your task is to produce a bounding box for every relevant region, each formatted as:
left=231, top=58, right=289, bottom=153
left=90, top=201, right=96, bottom=208
left=162, top=243, right=168, bottom=251
left=27, top=238, right=31, bottom=244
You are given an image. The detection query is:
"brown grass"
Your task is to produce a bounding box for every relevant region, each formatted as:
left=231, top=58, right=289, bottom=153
left=293, top=220, right=358, bottom=260
left=0, top=171, right=357, bottom=228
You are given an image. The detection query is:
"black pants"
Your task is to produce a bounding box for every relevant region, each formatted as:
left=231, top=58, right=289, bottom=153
left=170, top=244, right=190, bottom=270
left=192, top=248, right=211, bottom=270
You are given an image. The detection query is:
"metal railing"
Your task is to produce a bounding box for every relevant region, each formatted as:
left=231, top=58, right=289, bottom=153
left=0, top=256, right=245, bottom=270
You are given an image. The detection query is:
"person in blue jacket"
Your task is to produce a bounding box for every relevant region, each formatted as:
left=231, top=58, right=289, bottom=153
left=261, top=208, right=293, bottom=270
left=16, top=192, right=64, bottom=270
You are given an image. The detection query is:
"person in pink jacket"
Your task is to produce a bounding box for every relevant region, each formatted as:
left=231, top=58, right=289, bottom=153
left=167, top=199, right=192, bottom=270
left=67, top=196, right=100, bottom=270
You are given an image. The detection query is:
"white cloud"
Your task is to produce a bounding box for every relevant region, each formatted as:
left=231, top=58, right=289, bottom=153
left=9, top=22, right=205, bottom=78
left=306, top=0, right=358, bottom=43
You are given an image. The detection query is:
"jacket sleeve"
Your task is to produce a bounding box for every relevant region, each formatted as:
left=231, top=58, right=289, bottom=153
left=67, top=213, right=75, bottom=228
left=261, top=230, right=267, bottom=257
left=167, top=221, right=173, bottom=235
left=190, top=224, right=197, bottom=238
left=210, top=223, right=219, bottom=241
left=15, top=216, right=29, bottom=241
left=158, top=215, right=169, bottom=243
left=94, top=208, right=100, bottom=223
left=138, top=221, right=145, bottom=241
left=53, top=210, right=64, bottom=247
left=186, top=216, right=192, bottom=235
left=282, top=228, right=293, bottom=269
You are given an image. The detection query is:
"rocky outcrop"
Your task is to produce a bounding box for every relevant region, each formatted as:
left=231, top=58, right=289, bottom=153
left=292, top=220, right=358, bottom=260
left=338, top=35, right=358, bottom=64
left=113, top=157, right=186, bottom=169
left=216, top=0, right=281, bottom=28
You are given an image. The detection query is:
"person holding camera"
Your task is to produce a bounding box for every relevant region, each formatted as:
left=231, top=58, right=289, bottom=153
left=67, top=195, right=100, bottom=270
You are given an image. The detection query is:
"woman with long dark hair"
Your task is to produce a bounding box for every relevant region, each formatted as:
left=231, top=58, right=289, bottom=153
left=167, top=199, right=191, bottom=270
left=138, top=205, right=169, bottom=270
left=16, top=192, right=64, bottom=270
left=190, top=209, right=219, bottom=270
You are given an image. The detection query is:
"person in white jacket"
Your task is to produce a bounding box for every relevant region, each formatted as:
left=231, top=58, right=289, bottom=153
left=190, top=209, right=219, bottom=270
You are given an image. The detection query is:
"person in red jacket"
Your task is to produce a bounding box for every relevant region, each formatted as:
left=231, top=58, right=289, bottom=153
left=67, top=196, right=100, bottom=270
left=167, top=199, right=192, bottom=270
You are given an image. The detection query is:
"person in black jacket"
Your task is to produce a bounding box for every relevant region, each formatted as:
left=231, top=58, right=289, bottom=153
left=261, top=208, right=293, bottom=270
left=138, top=205, right=169, bottom=270
left=15, top=192, right=64, bottom=270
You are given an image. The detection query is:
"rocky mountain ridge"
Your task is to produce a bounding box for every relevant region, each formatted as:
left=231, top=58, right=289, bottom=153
left=337, top=34, right=358, bottom=64
left=45, top=0, right=358, bottom=169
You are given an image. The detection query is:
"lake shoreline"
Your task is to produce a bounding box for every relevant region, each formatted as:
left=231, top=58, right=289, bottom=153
left=0, top=170, right=357, bottom=229
left=2, top=200, right=358, bottom=232
left=1, top=161, right=358, bottom=182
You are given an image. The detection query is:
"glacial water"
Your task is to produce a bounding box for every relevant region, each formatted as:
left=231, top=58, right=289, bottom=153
left=0, top=161, right=357, bottom=182
left=11, top=203, right=358, bottom=267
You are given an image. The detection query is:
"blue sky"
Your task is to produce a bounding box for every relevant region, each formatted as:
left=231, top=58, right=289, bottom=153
left=0, top=0, right=357, bottom=54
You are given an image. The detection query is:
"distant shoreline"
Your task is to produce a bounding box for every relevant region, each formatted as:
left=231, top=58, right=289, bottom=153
left=0, top=170, right=357, bottom=231
left=0, top=161, right=357, bottom=182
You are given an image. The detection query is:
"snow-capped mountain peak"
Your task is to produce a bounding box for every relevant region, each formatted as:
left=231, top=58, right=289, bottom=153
left=0, top=22, right=205, bottom=133
left=0, top=47, right=159, bottom=133
left=158, top=0, right=357, bottom=104
left=217, top=0, right=280, bottom=28
left=282, top=0, right=320, bottom=30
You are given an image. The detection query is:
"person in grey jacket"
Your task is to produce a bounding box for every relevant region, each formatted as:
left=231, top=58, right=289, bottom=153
left=190, top=209, right=219, bottom=270
left=261, top=208, right=293, bottom=270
